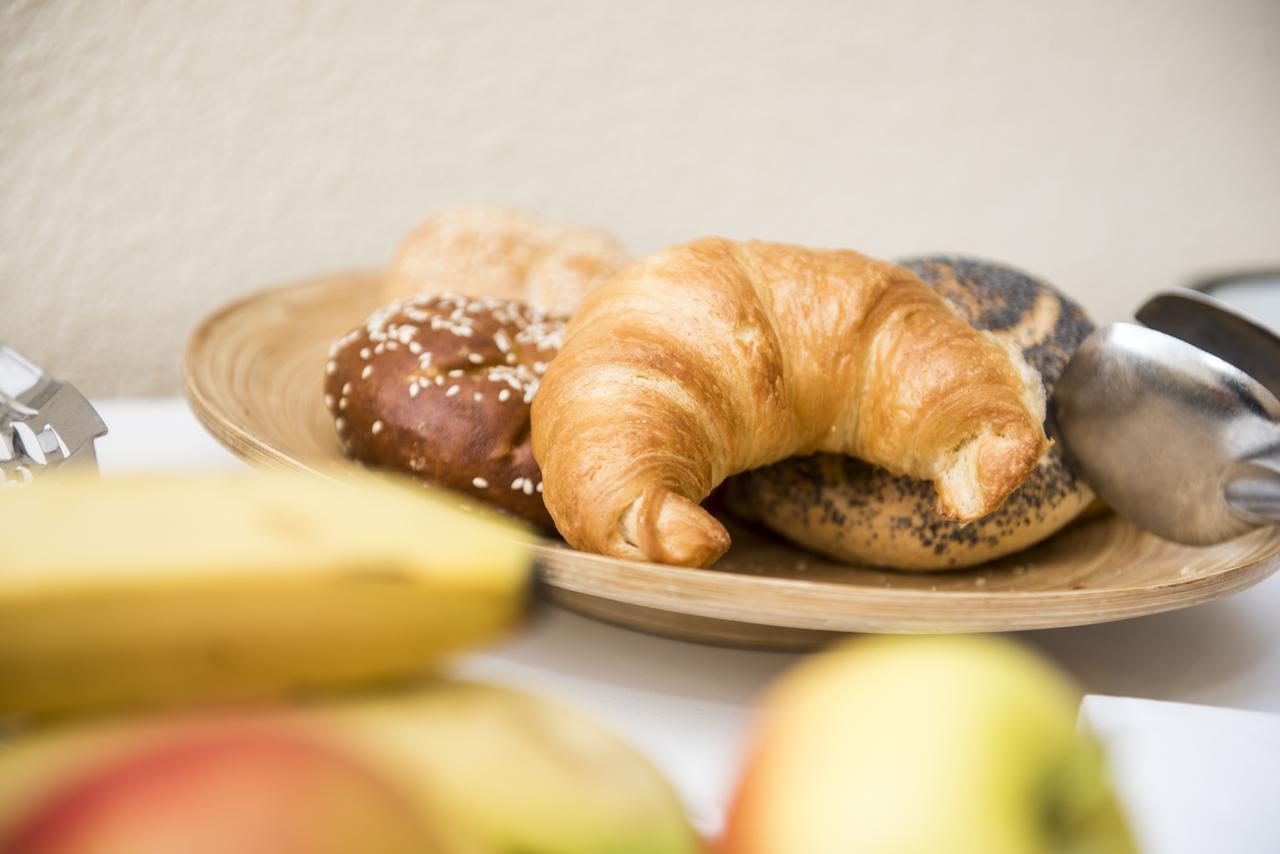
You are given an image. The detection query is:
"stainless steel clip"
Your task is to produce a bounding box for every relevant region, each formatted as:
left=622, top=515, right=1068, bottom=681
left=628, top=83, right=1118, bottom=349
left=0, top=346, right=107, bottom=485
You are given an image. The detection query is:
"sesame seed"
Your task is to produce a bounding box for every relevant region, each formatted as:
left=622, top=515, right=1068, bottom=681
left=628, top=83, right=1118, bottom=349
left=511, top=477, right=524, bottom=490
left=498, top=389, right=511, bottom=402
left=359, top=348, right=371, bottom=360
left=473, top=392, right=483, bottom=402
left=446, top=385, right=460, bottom=397
left=468, top=353, right=484, bottom=364
left=361, top=365, right=373, bottom=380
left=536, top=481, right=543, bottom=493
left=335, top=417, right=346, bottom=431
left=341, top=382, right=352, bottom=395
left=505, top=353, right=517, bottom=364
left=523, top=480, right=534, bottom=495
left=409, top=342, right=422, bottom=354
left=448, top=369, right=464, bottom=377
left=472, top=477, right=489, bottom=489
left=409, top=384, right=420, bottom=398
left=325, top=360, right=337, bottom=375
left=323, top=394, right=334, bottom=408
left=339, top=398, right=348, bottom=410
left=371, top=420, right=383, bottom=434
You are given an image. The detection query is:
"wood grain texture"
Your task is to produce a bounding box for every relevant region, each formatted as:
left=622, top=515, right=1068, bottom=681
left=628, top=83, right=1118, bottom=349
left=184, top=272, right=1280, bottom=648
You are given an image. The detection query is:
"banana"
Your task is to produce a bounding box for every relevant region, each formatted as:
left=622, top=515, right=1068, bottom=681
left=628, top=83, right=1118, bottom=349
left=0, top=471, right=532, bottom=718
left=0, top=681, right=702, bottom=854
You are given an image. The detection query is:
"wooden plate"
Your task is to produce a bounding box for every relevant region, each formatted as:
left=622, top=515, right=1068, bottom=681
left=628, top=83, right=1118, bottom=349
left=184, top=272, right=1280, bottom=649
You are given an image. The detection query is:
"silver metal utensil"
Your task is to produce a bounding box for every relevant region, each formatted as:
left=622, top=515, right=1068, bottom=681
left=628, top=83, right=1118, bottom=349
left=1050, top=298, right=1280, bottom=545
left=1136, top=289, right=1280, bottom=401
left=0, top=346, right=107, bottom=485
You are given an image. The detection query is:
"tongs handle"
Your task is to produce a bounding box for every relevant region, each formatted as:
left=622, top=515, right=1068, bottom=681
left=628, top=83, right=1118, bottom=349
left=1225, top=454, right=1280, bottom=526
left=1137, top=290, right=1280, bottom=402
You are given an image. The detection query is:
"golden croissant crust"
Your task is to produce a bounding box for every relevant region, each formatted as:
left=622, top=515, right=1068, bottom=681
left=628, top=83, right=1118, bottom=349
left=530, top=238, right=1048, bottom=567
left=729, top=256, right=1096, bottom=570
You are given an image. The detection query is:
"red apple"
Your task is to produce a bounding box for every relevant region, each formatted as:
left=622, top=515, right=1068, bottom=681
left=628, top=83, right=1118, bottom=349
left=2, top=725, right=436, bottom=854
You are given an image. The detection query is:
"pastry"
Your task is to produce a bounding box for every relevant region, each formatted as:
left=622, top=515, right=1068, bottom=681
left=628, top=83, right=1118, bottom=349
left=384, top=205, right=630, bottom=314
left=730, top=256, right=1096, bottom=569
left=530, top=239, right=1050, bottom=568
left=326, top=292, right=563, bottom=528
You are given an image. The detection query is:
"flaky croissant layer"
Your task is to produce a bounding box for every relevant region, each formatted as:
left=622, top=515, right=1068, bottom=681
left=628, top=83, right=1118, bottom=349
left=531, top=238, right=1048, bottom=567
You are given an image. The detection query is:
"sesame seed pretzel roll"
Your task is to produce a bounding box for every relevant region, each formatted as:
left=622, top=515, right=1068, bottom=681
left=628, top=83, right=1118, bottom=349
left=326, top=293, right=563, bottom=528
left=530, top=238, right=1050, bottom=568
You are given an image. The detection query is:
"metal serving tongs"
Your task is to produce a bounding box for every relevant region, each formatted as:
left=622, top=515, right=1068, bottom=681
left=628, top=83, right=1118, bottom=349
left=1051, top=290, right=1280, bottom=545
left=0, top=346, right=107, bottom=486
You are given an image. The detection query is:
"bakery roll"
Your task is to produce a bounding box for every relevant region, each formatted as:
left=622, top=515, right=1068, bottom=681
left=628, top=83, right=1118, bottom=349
left=732, top=256, right=1096, bottom=570
left=531, top=239, right=1050, bottom=568
left=325, top=292, right=563, bottom=528
left=384, top=205, right=630, bottom=314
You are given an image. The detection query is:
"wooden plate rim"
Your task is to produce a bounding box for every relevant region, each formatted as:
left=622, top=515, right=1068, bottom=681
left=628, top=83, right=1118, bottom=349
left=182, top=272, right=1280, bottom=635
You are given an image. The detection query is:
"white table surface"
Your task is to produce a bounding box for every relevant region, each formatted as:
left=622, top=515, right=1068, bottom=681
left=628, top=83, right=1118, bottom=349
left=94, top=397, right=1280, bottom=837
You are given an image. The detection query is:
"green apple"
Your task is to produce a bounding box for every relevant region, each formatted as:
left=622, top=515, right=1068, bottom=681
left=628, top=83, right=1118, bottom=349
left=722, top=635, right=1135, bottom=854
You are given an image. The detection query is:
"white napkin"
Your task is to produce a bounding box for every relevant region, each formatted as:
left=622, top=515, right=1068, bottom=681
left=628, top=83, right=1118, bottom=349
left=1080, top=695, right=1280, bottom=854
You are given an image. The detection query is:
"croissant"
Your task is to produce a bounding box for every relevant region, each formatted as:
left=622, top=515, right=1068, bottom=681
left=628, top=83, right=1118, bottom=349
left=530, top=238, right=1049, bottom=567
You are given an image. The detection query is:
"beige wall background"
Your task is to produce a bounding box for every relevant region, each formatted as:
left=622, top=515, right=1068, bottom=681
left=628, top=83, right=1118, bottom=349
left=2, top=0, right=1277, bottom=397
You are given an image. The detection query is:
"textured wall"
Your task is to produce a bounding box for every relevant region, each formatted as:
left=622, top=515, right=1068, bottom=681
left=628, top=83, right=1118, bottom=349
left=3, top=0, right=1278, bottom=396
